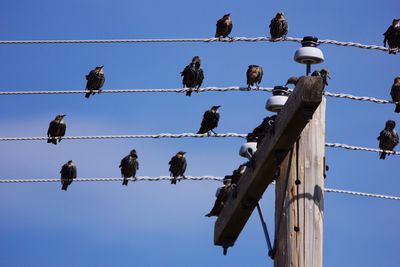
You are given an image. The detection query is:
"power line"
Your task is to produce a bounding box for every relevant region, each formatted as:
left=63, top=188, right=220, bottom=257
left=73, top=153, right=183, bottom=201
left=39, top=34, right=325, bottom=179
left=0, top=176, right=398, bottom=201
left=0, top=133, right=247, bottom=141
left=325, top=142, right=400, bottom=156
left=0, top=87, right=396, bottom=107
left=0, top=87, right=273, bottom=95
left=0, top=134, right=398, bottom=157
left=0, top=36, right=389, bottom=52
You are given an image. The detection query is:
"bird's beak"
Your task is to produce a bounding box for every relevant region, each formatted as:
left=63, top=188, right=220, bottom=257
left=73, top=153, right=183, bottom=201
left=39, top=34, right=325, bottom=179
left=62, top=114, right=67, bottom=117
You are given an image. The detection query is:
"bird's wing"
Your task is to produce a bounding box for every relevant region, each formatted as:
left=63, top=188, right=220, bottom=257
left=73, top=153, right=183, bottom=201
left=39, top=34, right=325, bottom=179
left=59, top=123, right=66, bottom=137
left=214, top=113, right=220, bottom=128
left=215, top=19, right=224, bottom=36
left=259, top=67, right=264, bottom=82
left=71, top=166, right=77, bottom=179
left=181, top=158, right=187, bottom=174
left=99, top=75, right=105, bottom=89
left=197, top=69, right=204, bottom=88
left=227, top=22, right=233, bottom=35
left=282, top=20, right=288, bottom=35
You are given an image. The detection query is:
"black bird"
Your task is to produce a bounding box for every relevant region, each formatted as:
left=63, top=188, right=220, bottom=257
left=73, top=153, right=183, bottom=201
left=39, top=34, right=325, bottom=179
left=390, top=76, right=400, bottom=113
left=60, top=160, right=77, bottom=191
left=383, top=19, right=400, bottom=54
left=119, top=149, right=139, bottom=186
left=269, top=12, right=288, bottom=39
left=285, top=76, right=299, bottom=87
left=246, top=65, right=264, bottom=89
left=197, top=105, right=221, bottom=135
left=205, top=178, right=231, bottom=217
left=215, top=14, right=233, bottom=40
left=377, top=120, right=399, bottom=159
left=311, top=69, right=330, bottom=87
left=85, top=66, right=105, bottom=98
left=168, top=151, right=187, bottom=184
left=47, top=114, right=66, bottom=145
left=247, top=115, right=277, bottom=147
left=181, top=56, right=204, bottom=96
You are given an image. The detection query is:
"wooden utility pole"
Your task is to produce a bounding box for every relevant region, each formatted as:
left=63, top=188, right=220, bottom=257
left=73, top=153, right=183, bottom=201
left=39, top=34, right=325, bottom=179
left=274, top=98, right=325, bottom=267
left=214, top=76, right=324, bottom=255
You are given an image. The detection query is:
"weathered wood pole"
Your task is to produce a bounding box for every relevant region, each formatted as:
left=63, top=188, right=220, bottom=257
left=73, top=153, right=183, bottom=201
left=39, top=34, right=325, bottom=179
left=274, top=98, right=326, bottom=267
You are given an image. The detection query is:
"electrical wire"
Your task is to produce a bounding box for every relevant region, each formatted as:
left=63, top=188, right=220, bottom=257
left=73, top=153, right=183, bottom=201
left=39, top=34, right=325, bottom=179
left=0, top=36, right=390, bottom=52
left=0, top=176, right=398, bottom=201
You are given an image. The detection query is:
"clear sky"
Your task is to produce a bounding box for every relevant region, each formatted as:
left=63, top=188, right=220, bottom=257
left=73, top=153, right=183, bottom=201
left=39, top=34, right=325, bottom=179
left=0, top=0, right=399, bottom=266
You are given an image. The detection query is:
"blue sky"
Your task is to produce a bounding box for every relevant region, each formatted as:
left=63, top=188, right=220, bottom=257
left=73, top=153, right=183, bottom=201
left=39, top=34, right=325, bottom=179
left=0, top=0, right=399, bottom=266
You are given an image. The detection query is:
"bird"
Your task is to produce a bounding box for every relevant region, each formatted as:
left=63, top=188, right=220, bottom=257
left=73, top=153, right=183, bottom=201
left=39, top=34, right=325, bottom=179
left=181, top=56, right=204, bottom=96
left=246, top=65, right=264, bottom=89
left=269, top=12, right=288, bottom=39
left=60, top=160, right=77, bottom=191
left=119, top=149, right=139, bottom=186
left=197, top=105, right=221, bottom=135
left=47, top=114, right=66, bottom=145
left=285, top=76, right=299, bottom=87
left=205, top=178, right=232, bottom=217
left=377, top=120, right=399, bottom=160
left=390, top=76, right=400, bottom=113
left=168, top=151, right=187, bottom=184
left=85, top=66, right=105, bottom=98
left=383, top=19, right=400, bottom=54
left=311, top=69, right=330, bottom=87
left=247, top=115, right=277, bottom=147
left=215, top=14, right=233, bottom=40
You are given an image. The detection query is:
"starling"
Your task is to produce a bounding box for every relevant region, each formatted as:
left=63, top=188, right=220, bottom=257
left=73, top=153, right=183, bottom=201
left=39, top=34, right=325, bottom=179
left=311, top=69, right=330, bottom=87
left=269, top=12, right=288, bottom=39
left=377, top=120, right=399, bottom=159
left=47, top=114, right=66, bottom=145
left=246, top=65, right=264, bottom=89
left=119, top=149, right=139, bottom=186
left=85, top=66, right=105, bottom=98
left=168, top=151, right=187, bottom=184
left=383, top=19, right=400, bottom=54
left=197, top=105, right=221, bottom=135
left=205, top=178, right=231, bottom=217
left=390, top=76, right=400, bottom=113
left=181, top=56, right=204, bottom=96
left=247, top=115, right=277, bottom=147
left=285, top=76, right=299, bottom=87
left=60, top=160, right=77, bottom=191
left=215, top=14, right=233, bottom=40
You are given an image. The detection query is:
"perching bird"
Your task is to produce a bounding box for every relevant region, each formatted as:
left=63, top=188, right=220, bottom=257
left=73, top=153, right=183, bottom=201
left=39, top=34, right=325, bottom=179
left=247, top=115, right=277, bottom=147
left=197, top=105, right=221, bottom=135
left=205, top=178, right=232, bottom=217
left=181, top=56, right=204, bottom=96
left=246, top=65, right=264, bottom=89
left=47, top=114, right=66, bottom=145
left=390, top=76, right=400, bottom=113
left=85, top=66, right=105, bottom=98
left=60, top=160, right=77, bottom=191
left=215, top=14, right=233, bottom=40
left=285, top=76, right=299, bottom=87
left=119, top=149, right=139, bottom=186
left=311, top=69, right=330, bottom=87
left=269, top=12, right=288, bottom=39
left=383, top=19, right=400, bottom=54
left=168, top=151, right=187, bottom=184
left=377, top=120, right=399, bottom=160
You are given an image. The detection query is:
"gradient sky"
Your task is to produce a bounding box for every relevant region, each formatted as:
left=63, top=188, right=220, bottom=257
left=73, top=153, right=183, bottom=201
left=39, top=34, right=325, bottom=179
left=0, top=1, right=399, bottom=266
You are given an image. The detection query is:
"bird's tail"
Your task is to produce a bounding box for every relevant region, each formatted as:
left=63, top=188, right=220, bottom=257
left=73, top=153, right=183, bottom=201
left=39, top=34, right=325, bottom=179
left=61, top=183, right=68, bottom=191
left=85, top=91, right=91, bottom=98
left=48, top=138, right=57, bottom=145
left=395, top=104, right=400, bottom=113
left=171, top=178, right=177, bottom=184
left=380, top=152, right=387, bottom=160
left=122, top=178, right=128, bottom=186
left=186, top=89, right=192, bottom=96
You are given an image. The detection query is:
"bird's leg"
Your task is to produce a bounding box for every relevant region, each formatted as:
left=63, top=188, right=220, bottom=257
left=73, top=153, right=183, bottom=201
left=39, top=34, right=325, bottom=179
left=257, top=84, right=260, bottom=90
left=247, top=85, right=251, bottom=91
left=228, top=36, right=234, bottom=42
left=211, top=130, right=217, bottom=135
